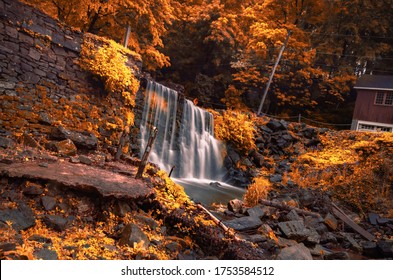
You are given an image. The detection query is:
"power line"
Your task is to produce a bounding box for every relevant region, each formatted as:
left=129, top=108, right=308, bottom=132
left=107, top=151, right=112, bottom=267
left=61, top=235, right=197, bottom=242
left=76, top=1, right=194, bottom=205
left=259, top=113, right=352, bottom=127
left=304, top=31, right=393, bottom=40
left=195, top=102, right=353, bottom=128
left=313, top=52, right=393, bottom=61
left=284, top=47, right=393, bottom=61
left=300, top=116, right=351, bottom=127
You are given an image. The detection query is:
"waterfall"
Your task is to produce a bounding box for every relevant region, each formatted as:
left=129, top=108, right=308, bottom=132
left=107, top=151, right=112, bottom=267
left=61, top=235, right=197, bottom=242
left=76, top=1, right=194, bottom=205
left=140, top=81, right=178, bottom=174
left=140, top=80, right=225, bottom=180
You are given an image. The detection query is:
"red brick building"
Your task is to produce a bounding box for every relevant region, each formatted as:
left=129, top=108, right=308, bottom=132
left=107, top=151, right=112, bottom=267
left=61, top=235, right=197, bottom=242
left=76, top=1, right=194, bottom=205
left=351, top=75, right=393, bottom=132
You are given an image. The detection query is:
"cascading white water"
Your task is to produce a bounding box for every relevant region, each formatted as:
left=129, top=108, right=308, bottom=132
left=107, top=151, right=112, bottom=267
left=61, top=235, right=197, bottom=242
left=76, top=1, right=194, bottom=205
left=140, top=80, right=225, bottom=181
left=177, top=100, right=224, bottom=179
left=140, top=81, right=178, bottom=174
left=140, top=80, right=245, bottom=205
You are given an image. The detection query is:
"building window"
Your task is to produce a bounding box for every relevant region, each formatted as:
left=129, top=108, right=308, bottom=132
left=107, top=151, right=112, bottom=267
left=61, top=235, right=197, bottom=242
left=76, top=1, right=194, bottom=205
left=375, top=91, right=393, bottom=106
left=386, top=92, right=393, bottom=105
left=358, top=123, right=392, bottom=132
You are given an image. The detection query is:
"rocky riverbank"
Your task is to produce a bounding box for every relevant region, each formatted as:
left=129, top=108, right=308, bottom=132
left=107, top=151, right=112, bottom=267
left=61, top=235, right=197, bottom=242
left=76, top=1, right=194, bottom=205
left=213, top=116, right=393, bottom=260
left=0, top=133, right=268, bottom=260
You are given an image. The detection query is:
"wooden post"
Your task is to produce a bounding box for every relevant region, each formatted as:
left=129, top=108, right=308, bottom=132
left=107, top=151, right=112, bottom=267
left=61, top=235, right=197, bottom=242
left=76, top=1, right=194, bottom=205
left=135, top=127, right=158, bottom=179
left=168, top=165, right=176, bottom=178
left=257, top=30, right=291, bottom=115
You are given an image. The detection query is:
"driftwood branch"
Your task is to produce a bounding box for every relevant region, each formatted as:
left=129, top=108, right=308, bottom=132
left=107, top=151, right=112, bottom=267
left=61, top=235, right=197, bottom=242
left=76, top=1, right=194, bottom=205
left=258, top=198, right=321, bottom=218
left=196, top=204, right=241, bottom=242
left=331, top=203, right=374, bottom=241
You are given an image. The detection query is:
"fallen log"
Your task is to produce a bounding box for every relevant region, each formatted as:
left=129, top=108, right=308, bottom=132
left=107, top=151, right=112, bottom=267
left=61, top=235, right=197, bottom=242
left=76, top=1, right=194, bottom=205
left=331, top=203, right=374, bottom=241
left=258, top=198, right=321, bottom=218
left=196, top=204, right=241, bottom=242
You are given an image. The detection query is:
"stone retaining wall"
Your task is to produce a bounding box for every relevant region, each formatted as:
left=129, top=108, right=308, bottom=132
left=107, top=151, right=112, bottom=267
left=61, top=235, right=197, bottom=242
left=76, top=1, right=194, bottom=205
left=0, top=0, right=142, bottom=151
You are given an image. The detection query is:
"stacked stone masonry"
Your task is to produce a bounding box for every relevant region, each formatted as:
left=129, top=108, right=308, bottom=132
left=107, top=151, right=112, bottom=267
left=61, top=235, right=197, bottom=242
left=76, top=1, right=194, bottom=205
left=0, top=0, right=142, bottom=150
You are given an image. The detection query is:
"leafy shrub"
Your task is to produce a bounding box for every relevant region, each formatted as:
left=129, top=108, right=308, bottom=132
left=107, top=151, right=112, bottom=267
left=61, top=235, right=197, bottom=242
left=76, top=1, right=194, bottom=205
left=212, top=110, right=256, bottom=153
left=154, top=169, right=192, bottom=212
left=243, top=177, right=271, bottom=207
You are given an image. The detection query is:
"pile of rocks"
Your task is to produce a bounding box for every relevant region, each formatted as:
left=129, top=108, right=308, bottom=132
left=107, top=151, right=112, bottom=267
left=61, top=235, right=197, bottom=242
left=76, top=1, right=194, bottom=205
left=223, top=118, right=325, bottom=187
left=216, top=190, right=393, bottom=260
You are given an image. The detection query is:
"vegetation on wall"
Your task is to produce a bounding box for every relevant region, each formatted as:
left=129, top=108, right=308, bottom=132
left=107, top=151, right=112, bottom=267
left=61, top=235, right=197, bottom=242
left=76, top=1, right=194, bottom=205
left=79, top=37, right=140, bottom=109
left=23, top=0, right=174, bottom=71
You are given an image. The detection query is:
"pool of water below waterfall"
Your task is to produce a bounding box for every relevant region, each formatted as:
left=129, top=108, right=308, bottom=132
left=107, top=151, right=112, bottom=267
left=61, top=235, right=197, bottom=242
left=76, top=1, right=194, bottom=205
left=173, top=178, right=245, bottom=207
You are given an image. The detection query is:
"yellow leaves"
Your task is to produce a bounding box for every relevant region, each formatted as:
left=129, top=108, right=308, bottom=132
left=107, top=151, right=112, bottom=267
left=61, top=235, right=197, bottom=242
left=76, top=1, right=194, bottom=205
left=290, top=130, right=393, bottom=214
left=233, top=67, right=267, bottom=88
left=194, top=215, right=215, bottom=227
left=122, top=91, right=136, bottom=107
left=248, top=21, right=287, bottom=56
left=267, top=230, right=278, bottom=244
left=122, top=108, right=135, bottom=126
left=243, top=177, right=272, bottom=207
left=213, top=110, right=256, bottom=153
left=3, top=202, right=18, bottom=210
left=105, top=122, right=117, bottom=130
left=141, top=46, right=171, bottom=71
left=221, top=85, right=248, bottom=111
left=80, top=36, right=140, bottom=104
left=205, top=15, right=239, bottom=46
left=298, top=148, right=357, bottom=167
left=154, top=170, right=192, bottom=213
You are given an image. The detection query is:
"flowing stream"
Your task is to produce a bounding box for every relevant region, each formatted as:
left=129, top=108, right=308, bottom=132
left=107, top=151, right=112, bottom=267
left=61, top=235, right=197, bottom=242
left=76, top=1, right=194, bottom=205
left=140, top=81, right=244, bottom=205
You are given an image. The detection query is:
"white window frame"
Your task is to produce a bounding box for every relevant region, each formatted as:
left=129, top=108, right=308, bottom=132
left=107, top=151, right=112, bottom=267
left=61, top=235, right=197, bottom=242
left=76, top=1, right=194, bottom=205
left=375, top=91, right=393, bottom=106
left=356, top=120, right=393, bottom=132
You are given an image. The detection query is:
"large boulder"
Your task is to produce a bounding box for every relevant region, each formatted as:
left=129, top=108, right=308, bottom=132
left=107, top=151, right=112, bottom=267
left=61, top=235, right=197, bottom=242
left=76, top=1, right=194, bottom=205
left=43, top=215, right=68, bottom=232
left=0, top=203, right=36, bottom=231
left=228, top=199, right=244, bottom=213
left=249, top=149, right=264, bottom=167
left=278, top=220, right=311, bottom=242
left=50, top=126, right=98, bottom=150
left=266, top=119, right=286, bottom=132
left=49, top=139, right=77, bottom=156
left=223, top=216, right=263, bottom=232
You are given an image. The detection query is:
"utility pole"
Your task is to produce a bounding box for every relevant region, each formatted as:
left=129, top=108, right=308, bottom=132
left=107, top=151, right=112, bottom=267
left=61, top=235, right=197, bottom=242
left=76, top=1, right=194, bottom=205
left=123, top=25, right=131, bottom=48
left=257, top=30, right=291, bottom=116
